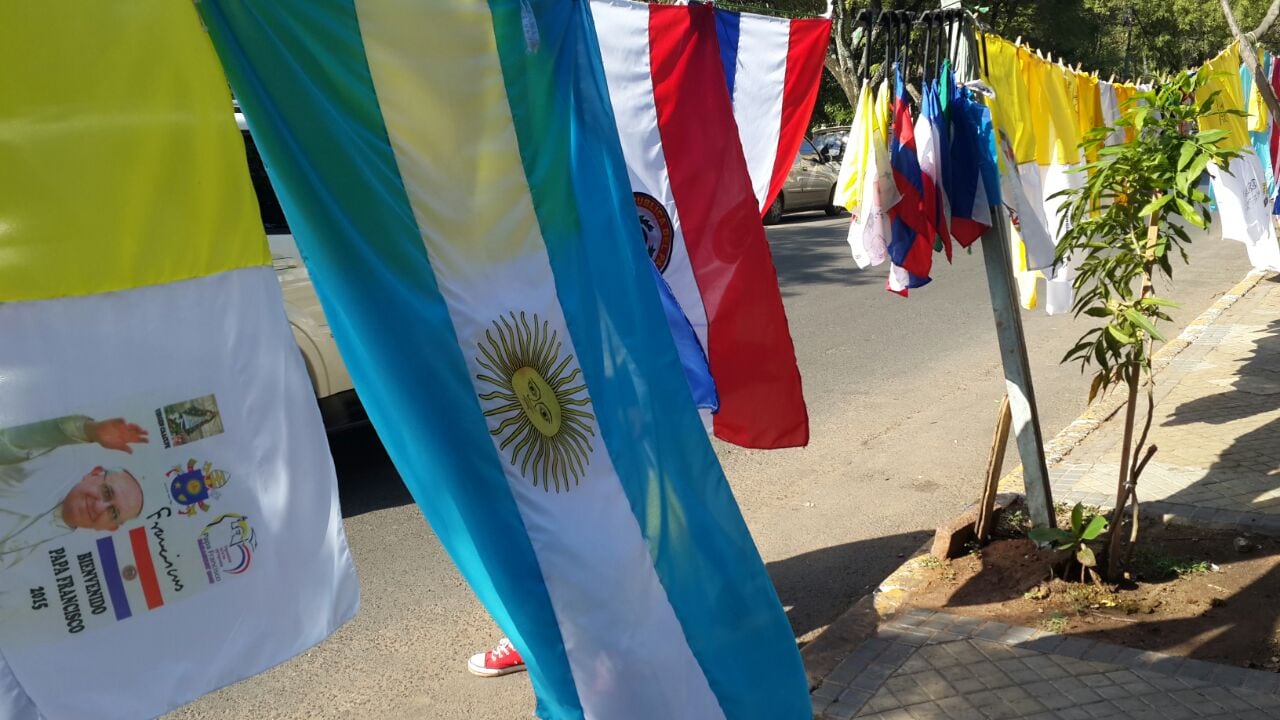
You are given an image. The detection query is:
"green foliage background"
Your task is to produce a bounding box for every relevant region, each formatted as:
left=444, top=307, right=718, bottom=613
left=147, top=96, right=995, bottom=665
left=713, top=1, right=1280, bottom=129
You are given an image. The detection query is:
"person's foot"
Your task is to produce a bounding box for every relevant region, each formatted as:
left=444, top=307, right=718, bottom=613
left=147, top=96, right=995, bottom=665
left=467, top=637, right=526, bottom=677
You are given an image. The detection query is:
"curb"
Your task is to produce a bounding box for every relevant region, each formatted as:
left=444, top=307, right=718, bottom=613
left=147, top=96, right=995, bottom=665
left=998, top=268, right=1272, bottom=493
left=799, top=543, right=934, bottom=690
left=801, top=269, right=1271, bottom=692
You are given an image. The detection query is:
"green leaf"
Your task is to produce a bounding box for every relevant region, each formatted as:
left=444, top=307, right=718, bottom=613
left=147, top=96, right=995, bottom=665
left=1196, top=128, right=1229, bottom=145
left=1071, top=503, right=1084, bottom=535
left=1077, top=545, right=1097, bottom=568
left=1176, top=197, right=1207, bottom=228
left=1140, top=296, right=1179, bottom=308
left=1177, top=141, right=1197, bottom=170
left=1133, top=106, right=1150, bottom=131
left=1107, top=324, right=1135, bottom=344
left=1083, top=307, right=1111, bottom=318
left=1124, top=309, right=1166, bottom=342
left=1029, top=527, right=1074, bottom=547
left=1080, top=515, right=1109, bottom=541
left=1136, top=194, right=1173, bottom=218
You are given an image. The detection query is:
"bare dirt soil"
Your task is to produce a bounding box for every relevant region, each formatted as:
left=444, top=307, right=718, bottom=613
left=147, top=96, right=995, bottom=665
left=909, top=519, right=1280, bottom=671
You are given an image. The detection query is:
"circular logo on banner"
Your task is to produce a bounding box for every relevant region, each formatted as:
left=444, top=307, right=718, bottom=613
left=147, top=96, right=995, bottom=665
left=634, top=192, right=674, bottom=273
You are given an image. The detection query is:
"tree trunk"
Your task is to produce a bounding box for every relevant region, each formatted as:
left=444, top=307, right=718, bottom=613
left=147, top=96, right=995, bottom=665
left=1220, top=0, right=1280, bottom=126
left=1107, top=367, right=1140, bottom=580
left=824, top=54, right=861, bottom=108
left=1107, top=210, right=1163, bottom=578
left=824, top=0, right=884, bottom=110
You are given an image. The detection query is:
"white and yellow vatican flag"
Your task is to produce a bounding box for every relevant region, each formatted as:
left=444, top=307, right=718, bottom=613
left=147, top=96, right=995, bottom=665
left=0, top=4, right=358, bottom=718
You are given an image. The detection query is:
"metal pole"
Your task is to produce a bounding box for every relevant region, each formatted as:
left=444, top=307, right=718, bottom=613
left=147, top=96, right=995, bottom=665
left=978, top=205, right=1055, bottom=528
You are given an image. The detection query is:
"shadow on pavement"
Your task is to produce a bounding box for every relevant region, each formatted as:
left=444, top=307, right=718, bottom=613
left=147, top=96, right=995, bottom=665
left=768, top=530, right=932, bottom=639
left=1099, top=295, right=1280, bottom=664
left=765, top=218, right=881, bottom=298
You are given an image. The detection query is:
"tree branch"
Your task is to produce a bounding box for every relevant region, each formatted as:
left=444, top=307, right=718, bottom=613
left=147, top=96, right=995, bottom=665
left=1221, top=0, right=1245, bottom=35
left=1221, top=0, right=1280, bottom=130
left=1252, top=0, right=1280, bottom=37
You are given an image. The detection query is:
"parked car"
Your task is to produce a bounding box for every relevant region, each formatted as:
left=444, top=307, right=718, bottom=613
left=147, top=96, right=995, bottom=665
left=237, top=114, right=366, bottom=431
left=763, top=137, right=842, bottom=225
left=811, top=125, right=850, bottom=166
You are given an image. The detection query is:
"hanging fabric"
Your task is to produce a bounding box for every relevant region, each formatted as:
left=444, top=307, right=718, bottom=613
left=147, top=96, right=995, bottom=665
left=1075, top=73, right=1104, bottom=164
left=916, top=68, right=952, bottom=262
left=1243, top=62, right=1275, bottom=194
left=1267, top=53, right=1280, bottom=199
left=1198, top=45, right=1280, bottom=271
left=1097, top=79, right=1125, bottom=146
left=888, top=68, right=934, bottom=293
left=946, top=61, right=996, bottom=248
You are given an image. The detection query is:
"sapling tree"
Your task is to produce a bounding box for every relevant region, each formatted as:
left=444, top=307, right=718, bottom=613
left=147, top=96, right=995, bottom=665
left=1052, top=71, right=1242, bottom=580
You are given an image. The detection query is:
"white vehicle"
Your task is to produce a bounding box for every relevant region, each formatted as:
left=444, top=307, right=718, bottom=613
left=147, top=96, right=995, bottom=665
left=237, top=114, right=365, bottom=430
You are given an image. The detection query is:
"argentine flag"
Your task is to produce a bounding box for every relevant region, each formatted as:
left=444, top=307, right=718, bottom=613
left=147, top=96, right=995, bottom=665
left=198, top=0, right=809, bottom=718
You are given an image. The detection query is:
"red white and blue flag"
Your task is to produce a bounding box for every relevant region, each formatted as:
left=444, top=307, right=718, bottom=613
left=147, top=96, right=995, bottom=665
left=888, top=69, right=934, bottom=293
left=712, top=7, right=832, bottom=214
left=593, top=0, right=809, bottom=449
left=915, top=78, right=951, bottom=262
left=946, top=75, right=997, bottom=248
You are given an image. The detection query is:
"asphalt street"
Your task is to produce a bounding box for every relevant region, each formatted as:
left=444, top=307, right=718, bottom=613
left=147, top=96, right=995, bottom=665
left=168, top=211, right=1254, bottom=719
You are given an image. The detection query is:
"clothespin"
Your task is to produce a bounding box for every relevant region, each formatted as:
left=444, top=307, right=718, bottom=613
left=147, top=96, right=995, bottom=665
left=1109, top=73, right=1116, bottom=83
left=1014, top=35, right=1022, bottom=47
left=1075, top=63, right=1083, bottom=73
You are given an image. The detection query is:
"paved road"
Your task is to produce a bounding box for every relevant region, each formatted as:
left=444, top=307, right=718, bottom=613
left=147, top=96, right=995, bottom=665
left=170, top=211, right=1254, bottom=719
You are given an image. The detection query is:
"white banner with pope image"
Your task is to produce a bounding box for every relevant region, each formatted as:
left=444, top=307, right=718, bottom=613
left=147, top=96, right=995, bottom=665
left=0, top=3, right=358, bottom=718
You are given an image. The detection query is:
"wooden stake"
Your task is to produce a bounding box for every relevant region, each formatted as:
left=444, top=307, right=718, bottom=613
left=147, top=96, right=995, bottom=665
left=975, top=395, right=1013, bottom=542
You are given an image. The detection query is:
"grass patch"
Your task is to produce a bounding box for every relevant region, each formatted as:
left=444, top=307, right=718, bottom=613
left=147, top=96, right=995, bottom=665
left=1041, top=612, right=1068, bottom=633
left=1131, top=548, right=1212, bottom=581
left=1053, top=502, right=1105, bottom=528
left=999, top=509, right=1031, bottom=536
left=1062, top=584, right=1119, bottom=611
left=917, top=555, right=958, bottom=582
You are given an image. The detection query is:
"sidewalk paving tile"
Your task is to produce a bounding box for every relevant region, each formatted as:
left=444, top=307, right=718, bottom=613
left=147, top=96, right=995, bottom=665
left=817, top=279, right=1280, bottom=718
left=1045, top=279, right=1280, bottom=534
left=812, top=611, right=1280, bottom=719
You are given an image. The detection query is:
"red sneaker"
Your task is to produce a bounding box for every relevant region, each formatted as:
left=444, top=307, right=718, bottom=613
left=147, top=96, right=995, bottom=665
left=467, top=637, right=526, bottom=677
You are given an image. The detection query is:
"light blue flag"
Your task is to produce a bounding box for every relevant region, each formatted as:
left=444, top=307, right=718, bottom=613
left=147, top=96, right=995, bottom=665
left=197, top=0, right=806, bottom=718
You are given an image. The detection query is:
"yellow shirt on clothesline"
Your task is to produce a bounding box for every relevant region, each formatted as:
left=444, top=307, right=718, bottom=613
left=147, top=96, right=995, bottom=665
left=1196, top=45, right=1250, bottom=151
left=1076, top=73, right=1103, bottom=163
left=1113, top=84, right=1137, bottom=142
left=1248, top=67, right=1270, bottom=133
left=1029, top=58, right=1081, bottom=166
left=833, top=82, right=872, bottom=211
left=983, top=35, right=1037, bottom=165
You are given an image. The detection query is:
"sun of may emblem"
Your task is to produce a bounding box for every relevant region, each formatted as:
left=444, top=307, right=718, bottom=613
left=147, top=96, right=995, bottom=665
left=475, top=312, right=595, bottom=492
